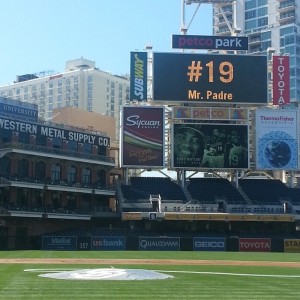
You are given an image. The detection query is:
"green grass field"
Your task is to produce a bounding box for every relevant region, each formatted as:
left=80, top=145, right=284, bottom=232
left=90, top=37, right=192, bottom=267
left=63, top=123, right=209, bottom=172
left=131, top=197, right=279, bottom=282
left=0, top=251, right=300, bottom=299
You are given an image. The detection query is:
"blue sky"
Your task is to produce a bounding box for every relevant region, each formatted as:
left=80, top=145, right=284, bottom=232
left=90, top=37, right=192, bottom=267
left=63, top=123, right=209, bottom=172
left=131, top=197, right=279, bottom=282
left=0, top=0, right=212, bottom=85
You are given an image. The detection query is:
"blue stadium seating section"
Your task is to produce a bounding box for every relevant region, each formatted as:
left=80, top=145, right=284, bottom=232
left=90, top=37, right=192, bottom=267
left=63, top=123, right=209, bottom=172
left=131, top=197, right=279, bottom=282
left=239, top=179, right=288, bottom=205
left=122, top=177, right=187, bottom=202
left=187, top=177, right=246, bottom=204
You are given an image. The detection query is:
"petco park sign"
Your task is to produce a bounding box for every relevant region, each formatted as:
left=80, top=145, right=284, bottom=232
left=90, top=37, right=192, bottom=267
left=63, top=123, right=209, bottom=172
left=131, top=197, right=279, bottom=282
left=239, top=238, right=271, bottom=252
left=172, top=35, right=248, bottom=51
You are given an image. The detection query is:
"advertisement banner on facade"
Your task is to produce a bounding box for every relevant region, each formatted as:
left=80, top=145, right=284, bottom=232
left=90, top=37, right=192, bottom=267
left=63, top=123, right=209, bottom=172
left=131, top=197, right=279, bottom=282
left=239, top=238, right=271, bottom=252
left=0, top=97, right=38, bottom=122
left=121, top=106, right=165, bottom=168
left=193, top=237, right=226, bottom=251
left=91, top=236, right=126, bottom=251
left=42, top=236, right=77, bottom=250
left=255, top=109, right=298, bottom=170
left=0, top=115, right=110, bottom=147
left=172, top=34, right=248, bottom=51
left=273, top=56, right=290, bottom=106
left=153, top=52, right=267, bottom=104
left=139, top=237, right=180, bottom=251
left=130, top=52, right=147, bottom=101
left=284, top=239, right=300, bottom=253
left=172, top=123, right=249, bottom=169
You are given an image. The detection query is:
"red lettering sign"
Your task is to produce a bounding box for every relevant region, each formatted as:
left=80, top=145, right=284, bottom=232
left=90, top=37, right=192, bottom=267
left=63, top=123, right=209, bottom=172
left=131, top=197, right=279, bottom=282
left=273, top=56, right=290, bottom=106
left=239, top=238, right=271, bottom=252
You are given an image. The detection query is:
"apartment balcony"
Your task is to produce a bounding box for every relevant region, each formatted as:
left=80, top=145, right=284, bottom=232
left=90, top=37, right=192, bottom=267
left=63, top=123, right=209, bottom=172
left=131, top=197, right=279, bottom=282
left=277, top=2, right=296, bottom=14
left=215, top=27, right=232, bottom=36
left=248, top=37, right=262, bottom=47
left=213, top=6, right=233, bottom=17
left=277, top=12, right=296, bottom=25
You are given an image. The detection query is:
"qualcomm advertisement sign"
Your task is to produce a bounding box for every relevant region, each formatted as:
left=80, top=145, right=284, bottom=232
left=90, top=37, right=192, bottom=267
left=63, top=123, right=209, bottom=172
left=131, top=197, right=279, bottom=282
left=139, top=237, right=180, bottom=251
left=193, top=237, right=226, bottom=251
left=91, top=237, right=126, bottom=251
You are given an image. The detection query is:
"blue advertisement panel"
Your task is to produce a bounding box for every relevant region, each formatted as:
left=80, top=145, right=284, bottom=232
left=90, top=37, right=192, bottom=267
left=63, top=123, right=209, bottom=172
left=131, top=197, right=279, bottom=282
left=255, top=109, right=298, bottom=170
left=139, top=237, right=180, bottom=251
left=172, top=35, right=248, bottom=51
left=130, top=51, right=147, bottom=101
left=193, top=237, right=226, bottom=251
left=91, top=236, right=126, bottom=250
left=0, top=97, right=38, bottom=122
left=153, top=52, right=267, bottom=104
left=42, top=236, right=77, bottom=250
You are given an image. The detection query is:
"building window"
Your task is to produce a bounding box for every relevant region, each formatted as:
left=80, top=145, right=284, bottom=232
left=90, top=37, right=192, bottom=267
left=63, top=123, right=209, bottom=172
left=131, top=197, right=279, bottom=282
left=51, top=164, right=61, bottom=182
left=67, top=165, right=77, bottom=183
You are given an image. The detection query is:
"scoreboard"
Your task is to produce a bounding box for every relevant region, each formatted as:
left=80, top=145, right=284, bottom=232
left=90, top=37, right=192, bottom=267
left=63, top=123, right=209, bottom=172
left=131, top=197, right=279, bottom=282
left=152, top=52, right=267, bottom=104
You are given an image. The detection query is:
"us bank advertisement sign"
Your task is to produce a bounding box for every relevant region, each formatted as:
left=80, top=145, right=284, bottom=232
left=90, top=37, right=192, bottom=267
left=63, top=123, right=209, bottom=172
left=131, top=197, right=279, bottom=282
left=91, top=236, right=126, bottom=251
left=130, top=52, right=147, bottom=101
left=121, top=106, right=165, bottom=168
left=255, top=109, right=298, bottom=170
left=193, top=237, right=225, bottom=251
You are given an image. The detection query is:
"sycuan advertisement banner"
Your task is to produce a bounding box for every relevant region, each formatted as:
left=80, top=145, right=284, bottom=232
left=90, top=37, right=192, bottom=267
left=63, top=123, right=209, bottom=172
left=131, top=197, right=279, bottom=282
left=172, top=123, right=249, bottom=169
left=193, top=237, right=226, bottom=251
left=239, top=238, right=271, bottom=252
left=152, top=53, right=267, bottom=104
left=273, top=56, right=290, bottom=106
left=130, top=52, right=147, bottom=101
left=121, top=106, right=165, bottom=168
left=255, top=109, right=298, bottom=170
left=139, top=237, right=180, bottom=251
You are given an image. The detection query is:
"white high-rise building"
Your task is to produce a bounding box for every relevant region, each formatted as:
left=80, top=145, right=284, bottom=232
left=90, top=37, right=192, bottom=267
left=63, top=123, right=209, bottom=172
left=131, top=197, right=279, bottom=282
left=0, top=57, right=130, bottom=121
left=212, top=0, right=300, bottom=102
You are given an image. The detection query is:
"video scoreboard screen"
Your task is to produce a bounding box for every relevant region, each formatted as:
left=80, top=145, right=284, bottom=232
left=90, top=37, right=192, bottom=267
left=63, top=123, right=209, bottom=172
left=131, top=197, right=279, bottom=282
left=153, top=53, right=267, bottom=104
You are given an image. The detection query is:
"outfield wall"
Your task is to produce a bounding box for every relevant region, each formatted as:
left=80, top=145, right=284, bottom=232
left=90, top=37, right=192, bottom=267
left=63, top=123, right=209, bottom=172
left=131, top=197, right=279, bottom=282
left=38, top=236, right=300, bottom=252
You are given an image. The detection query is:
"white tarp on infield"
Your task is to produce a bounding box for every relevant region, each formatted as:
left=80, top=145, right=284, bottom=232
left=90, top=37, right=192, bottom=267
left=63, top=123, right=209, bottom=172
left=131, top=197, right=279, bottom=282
left=38, top=268, right=174, bottom=280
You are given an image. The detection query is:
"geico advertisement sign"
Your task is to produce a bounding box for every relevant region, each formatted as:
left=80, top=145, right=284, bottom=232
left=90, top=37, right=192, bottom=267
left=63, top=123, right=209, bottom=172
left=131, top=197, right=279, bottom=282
left=139, top=237, right=180, bottom=251
left=91, top=237, right=126, bottom=250
left=284, top=239, right=300, bottom=253
left=193, top=238, right=225, bottom=251
left=239, top=238, right=271, bottom=252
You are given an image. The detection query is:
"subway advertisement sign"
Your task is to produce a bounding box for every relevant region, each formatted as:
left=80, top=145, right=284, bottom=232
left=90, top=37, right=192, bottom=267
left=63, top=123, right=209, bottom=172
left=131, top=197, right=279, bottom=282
left=153, top=52, right=267, bottom=104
